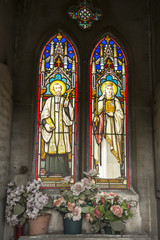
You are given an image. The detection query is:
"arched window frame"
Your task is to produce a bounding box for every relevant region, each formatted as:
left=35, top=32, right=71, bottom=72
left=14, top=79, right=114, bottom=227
left=88, top=32, right=130, bottom=189
left=34, top=31, right=80, bottom=188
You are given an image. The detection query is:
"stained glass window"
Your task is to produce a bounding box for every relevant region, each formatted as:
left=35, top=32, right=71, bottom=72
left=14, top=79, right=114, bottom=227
left=35, top=32, right=78, bottom=188
left=89, top=34, right=129, bottom=189
left=68, top=0, right=102, bottom=30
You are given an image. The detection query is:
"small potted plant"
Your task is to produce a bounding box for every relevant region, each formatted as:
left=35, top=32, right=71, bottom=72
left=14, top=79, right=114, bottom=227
left=5, top=180, right=51, bottom=238
left=25, top=180, right=51, bottom=236
left=5, top=182, right=26, bottom=239
left=53, top=170, right=99, bottom=234
left=83, top=191, right=133, bottom=234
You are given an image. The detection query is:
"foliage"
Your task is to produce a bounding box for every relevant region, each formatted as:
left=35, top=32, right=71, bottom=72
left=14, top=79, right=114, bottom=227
left=83, top=192, right=133, bottom=233
left=5, top=180, right=50, bottom=227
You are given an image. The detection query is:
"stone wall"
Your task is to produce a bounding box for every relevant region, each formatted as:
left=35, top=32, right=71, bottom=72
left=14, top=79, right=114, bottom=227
left=0, top=64, right=13, bottom=239
left=6, top=0, right=158, bottom=239
left=0, top=1, right=17, bottom=239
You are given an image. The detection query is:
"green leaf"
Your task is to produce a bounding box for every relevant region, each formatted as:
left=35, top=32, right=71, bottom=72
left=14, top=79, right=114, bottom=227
left=110, top=220, right=126, bottom=232
left=81, top=206, right=92, bottom=213
left=98, top=205, right=105, bottom=214
left=104, top=210, right=116, bottom=221
left=23, top=212, right=28, bottom=219
left=66, top=191, right=73, bottom=198
left=23, top=193, right=28, bottom=198
left=13, top=204, right=25, bottom=216
left=79, top=193, right=85, bottom=200
left=94, top=222, right=100, bottom=233
left=46, top=197, right=54, bottom=209
left=19, top=217, right=26, bottom=226
left=83, top=189, right=91, bottom=195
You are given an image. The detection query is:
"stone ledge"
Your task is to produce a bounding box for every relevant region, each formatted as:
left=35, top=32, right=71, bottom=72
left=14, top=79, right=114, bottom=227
left=19, top=234, right=151, bottom=240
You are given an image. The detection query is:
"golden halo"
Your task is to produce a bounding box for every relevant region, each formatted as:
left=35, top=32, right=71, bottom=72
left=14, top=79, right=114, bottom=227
left=101, top=81, right=118, bottom=96
left=49, top=80, right=66, bottom=96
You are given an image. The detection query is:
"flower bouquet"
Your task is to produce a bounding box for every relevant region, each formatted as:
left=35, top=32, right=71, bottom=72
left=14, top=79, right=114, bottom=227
left=5, top=180, right=51, bottom=227
left=83, top=191, right=133, bottom=234
left=53, top=170, right=99, bottom=222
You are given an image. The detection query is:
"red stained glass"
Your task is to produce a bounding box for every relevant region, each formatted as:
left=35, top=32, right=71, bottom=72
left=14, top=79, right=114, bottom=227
left=37, top=102, right=40, bottom=123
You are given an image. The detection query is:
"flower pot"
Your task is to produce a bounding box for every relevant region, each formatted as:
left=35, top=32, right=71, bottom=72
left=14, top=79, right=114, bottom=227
left=15, top=224, right=24, bottom=240
left=101, top=225, right=120, bottom=235
left=63, top=218, right=82, bottom=234
left=28, top=213, right=51, bottom=236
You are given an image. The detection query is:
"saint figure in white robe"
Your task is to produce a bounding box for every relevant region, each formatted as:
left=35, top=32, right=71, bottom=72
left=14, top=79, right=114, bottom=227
left=93, top=82, right=124, bottom=178
left=41, top=82, right=74, bottom=177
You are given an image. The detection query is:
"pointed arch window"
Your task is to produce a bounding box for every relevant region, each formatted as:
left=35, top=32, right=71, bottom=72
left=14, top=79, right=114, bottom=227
left=89, top=34, right=129, bottom=189
left=35, top=32, right=78, bottom=188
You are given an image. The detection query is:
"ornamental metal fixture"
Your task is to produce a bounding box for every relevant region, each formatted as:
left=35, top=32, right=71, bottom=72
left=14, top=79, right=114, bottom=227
left=68, top=0, right=103, bottom=30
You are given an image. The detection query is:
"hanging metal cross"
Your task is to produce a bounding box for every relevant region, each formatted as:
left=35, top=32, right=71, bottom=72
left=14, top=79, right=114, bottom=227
left=68, top=0, right=103, bottom=30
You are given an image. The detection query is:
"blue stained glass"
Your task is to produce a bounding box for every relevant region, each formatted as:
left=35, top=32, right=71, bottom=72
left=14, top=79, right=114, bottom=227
left=45, top=84, right=51, bottom=95
left=53, top=37, right=58, bottom=43
left=46, top=62, right=50, bottom=68
left=68, top=63, right=72, bottom=69
left=117, top=49, right=123, bottom=60
left=98, top=87, right=102, bottom=96
left=106, top=75, right=112, bottom=81
left=94, top=46, right=100, bottom=60
left=118, top=65, right=122, bottom=71
left=61, top=37, right=66, bottom=43
left=44, top=52, right=50, bottom=58
left=55, top=74, right=61, bottom=80
left=101, top=79, right=106, bottom=84
left=116, top=86, right=123, bottom=97
left=102, top=39, right=107, bottom=45
left=68, top=53, right=74, bottom=59
left=112, top=79, right=118, bottom=85
left=110, top=40, right=114, bottom=45
left=94, top=53, right=99, bottom=61
left=96, top=64, right=100, bottom=70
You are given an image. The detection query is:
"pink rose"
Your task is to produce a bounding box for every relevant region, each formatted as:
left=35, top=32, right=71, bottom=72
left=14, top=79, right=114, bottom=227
left=85, top=213, right=90, bottom=222
left=67, top=202, right=75, bottom=212
left=110, top=205, right=123, bottom=217
left=53, top=196, right=66, bottom=207
left=81, top=178, right=92, bottom=189
left=85, top=213, right=94, bottom=223
left=72, top=206, right=82, bottom=221
left=61, top=176, right=71, bottom=183
left=71, top=182, right=85, bottom=196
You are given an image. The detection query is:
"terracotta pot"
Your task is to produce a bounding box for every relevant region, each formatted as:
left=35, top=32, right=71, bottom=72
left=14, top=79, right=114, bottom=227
left=28, top=213, right=51, bottom=236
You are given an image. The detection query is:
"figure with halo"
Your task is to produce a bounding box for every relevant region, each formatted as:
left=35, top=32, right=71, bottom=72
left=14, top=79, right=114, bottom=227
left=93, top=81, right=124, bottom=179
left=41, top=80, right=74, bottom=177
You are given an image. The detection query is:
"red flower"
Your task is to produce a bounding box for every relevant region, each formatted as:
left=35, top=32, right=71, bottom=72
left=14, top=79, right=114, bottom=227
left=101, top=197, right=105, bottom=205
left=127, top=204, right=130, bottom=209
left=94, top=207, right=101, bottom=217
